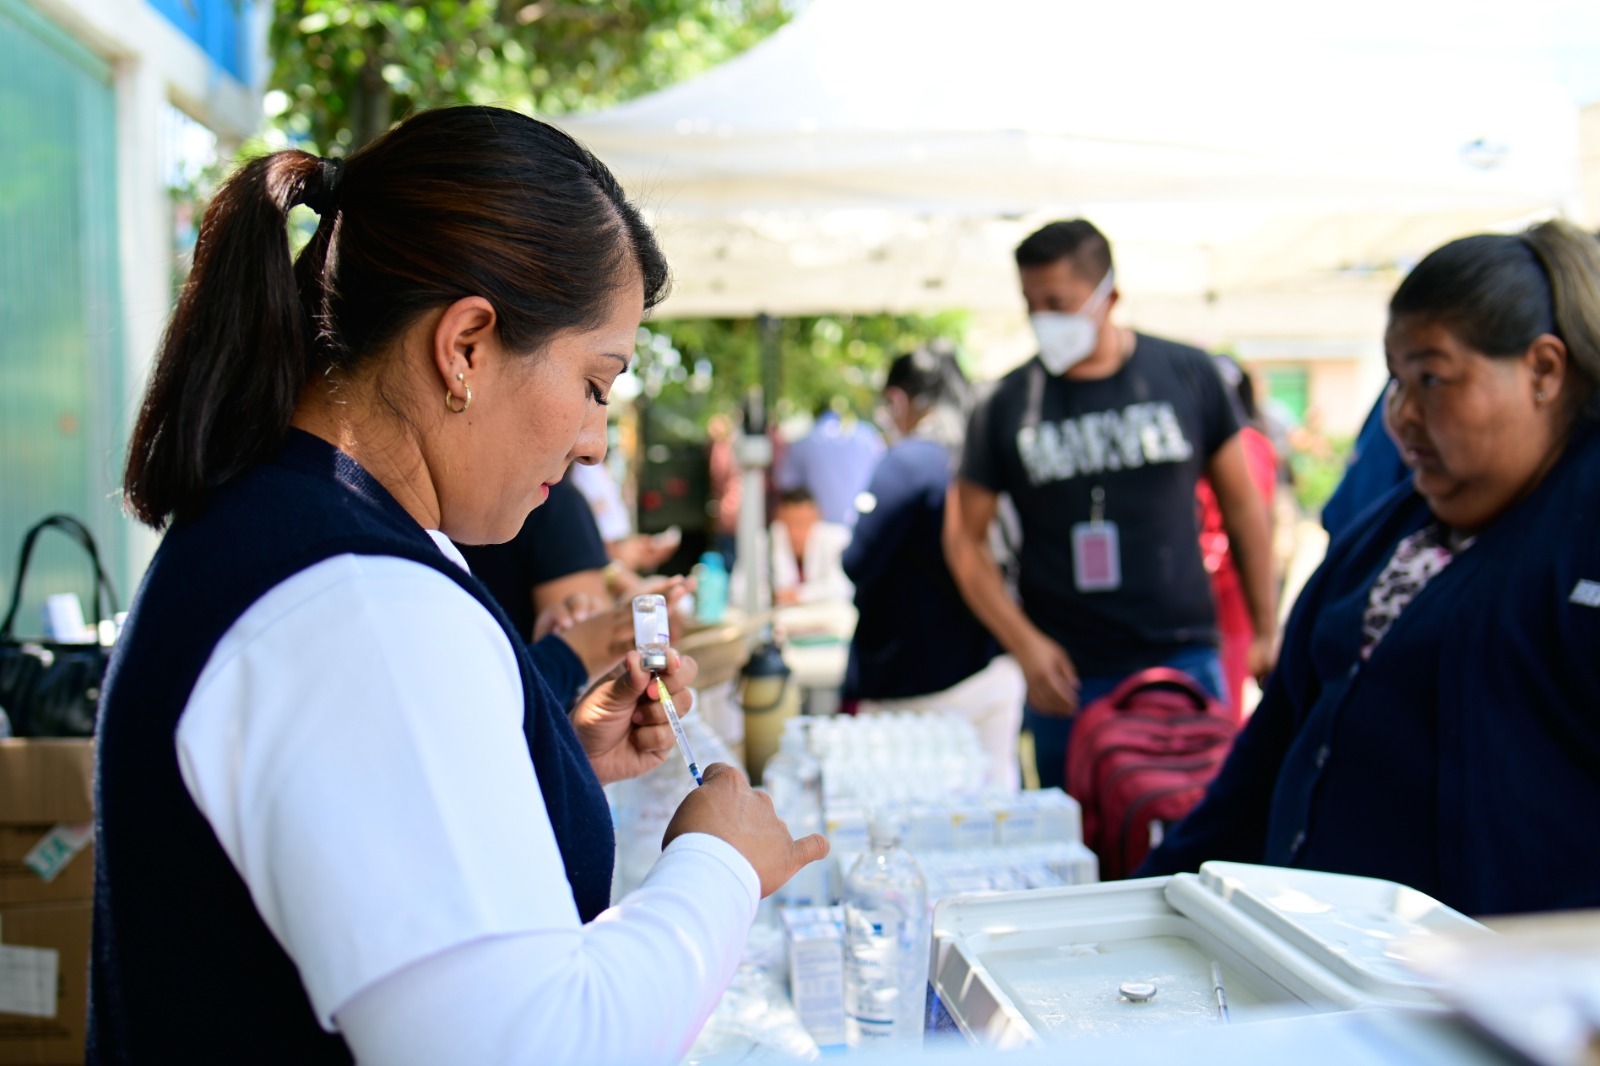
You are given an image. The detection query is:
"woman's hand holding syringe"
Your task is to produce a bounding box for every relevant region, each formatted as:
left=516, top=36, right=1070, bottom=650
left=631, top=594, right=830, bottom=897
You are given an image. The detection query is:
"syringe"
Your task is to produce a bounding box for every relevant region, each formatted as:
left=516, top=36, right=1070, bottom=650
left=633, top=594, right=702, bottom=785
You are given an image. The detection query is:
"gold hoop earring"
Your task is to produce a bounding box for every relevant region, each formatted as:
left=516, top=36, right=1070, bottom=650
left=446, top=372, right=471, bottom=413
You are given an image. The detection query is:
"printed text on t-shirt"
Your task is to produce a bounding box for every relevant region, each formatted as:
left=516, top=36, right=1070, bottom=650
left=1016, top=402, right=1194, bottom=486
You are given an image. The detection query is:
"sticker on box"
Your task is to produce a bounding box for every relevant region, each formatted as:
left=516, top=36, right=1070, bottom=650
left=23, top=822, right=95, bottom=883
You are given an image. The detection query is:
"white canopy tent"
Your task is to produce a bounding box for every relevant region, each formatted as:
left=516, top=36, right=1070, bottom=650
left=563, top=0, right=1584, bottom=324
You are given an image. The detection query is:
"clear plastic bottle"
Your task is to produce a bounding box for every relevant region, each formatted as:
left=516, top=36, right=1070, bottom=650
left=759, top=718, right=800, bottom=813
left=842, top=814, right=929, bottom=1049
left=769, top=720, right=827, bottom=905
left=693, top=551, right=729, bottom=624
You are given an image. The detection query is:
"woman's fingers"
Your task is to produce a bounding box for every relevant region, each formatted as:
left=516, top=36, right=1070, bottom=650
left=628, top=722, right=678, bottom=754
left=644, top=652, right=698, bottom=701
left=632, top=684, right=696, bottom=727
left=790, top=833, right=830, bottom=872
left=663, top=762, right=829, bottom=898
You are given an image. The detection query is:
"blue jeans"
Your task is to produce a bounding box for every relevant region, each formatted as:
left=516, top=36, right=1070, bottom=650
left=1024, top=646, right=1226, bottom=791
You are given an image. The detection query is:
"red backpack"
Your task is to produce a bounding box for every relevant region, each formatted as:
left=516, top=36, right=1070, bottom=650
left=1065, top=668, right=1237, bottom=880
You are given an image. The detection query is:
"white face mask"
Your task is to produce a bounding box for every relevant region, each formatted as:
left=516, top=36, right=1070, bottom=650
left=1030, top=270, right=1114, bottom=376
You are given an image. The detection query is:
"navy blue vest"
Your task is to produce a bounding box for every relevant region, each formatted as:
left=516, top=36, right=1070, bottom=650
left=1146, top=423, right=1600, bottom=916
left=88, top=430, right=615, bottom=1063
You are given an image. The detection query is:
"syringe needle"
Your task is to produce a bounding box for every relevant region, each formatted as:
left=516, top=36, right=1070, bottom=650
left=653, top=673, right=702, bottom=785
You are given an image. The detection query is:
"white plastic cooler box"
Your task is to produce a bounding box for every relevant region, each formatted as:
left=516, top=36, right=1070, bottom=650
left=929, top=861, right=1486, bottom=1047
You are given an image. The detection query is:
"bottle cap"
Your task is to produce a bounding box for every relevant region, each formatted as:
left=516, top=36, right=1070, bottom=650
left=867, top=812, right=904, bottom=847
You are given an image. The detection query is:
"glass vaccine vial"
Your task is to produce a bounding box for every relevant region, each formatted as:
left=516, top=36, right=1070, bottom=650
left=632, top=594, right=671, bottom=672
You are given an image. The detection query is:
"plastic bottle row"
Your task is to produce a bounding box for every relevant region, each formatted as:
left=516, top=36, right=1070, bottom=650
left=825, top=788, right=1083, bottom=856
left=797, top=712, right=995, bottom=801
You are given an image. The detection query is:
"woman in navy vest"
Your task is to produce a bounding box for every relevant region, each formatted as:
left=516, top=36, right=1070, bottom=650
left=90, top=106, right=827, bottom=1064
left=1141, top=220, right=1600, bottom=917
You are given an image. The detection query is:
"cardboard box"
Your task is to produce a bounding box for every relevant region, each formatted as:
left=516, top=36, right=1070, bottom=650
left=0, top=742, right=95, bottom=907
left=0, top=901, right=92, bottom=1065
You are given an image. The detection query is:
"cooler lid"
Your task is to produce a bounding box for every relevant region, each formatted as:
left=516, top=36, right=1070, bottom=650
left=1190, top=862, right=1483, bottom=1002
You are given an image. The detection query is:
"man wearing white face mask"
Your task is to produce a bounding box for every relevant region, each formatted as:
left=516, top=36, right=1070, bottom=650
left=944, top=219, right=1278, bottom=790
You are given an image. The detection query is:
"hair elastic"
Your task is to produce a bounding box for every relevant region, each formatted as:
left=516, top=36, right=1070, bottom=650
left=304, top=157, right=345, bottom=216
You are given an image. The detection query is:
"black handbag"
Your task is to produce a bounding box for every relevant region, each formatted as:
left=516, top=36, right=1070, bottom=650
left=0, top=514, right=120, bottom=737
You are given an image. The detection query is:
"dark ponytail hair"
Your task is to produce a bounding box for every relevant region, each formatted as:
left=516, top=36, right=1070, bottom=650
left=124, top=105, right=668, bottom=528
left=1390, top=219, right=1600, bottom=419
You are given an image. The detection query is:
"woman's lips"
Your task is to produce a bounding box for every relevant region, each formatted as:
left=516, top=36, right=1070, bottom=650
left=1401, top=443, right=1437, bottom=466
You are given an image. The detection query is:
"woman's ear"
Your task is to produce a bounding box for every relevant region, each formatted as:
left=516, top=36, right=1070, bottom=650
left=431, top=296, right=498, bottom=389
left=1526, top=332, right=1569, bottom=408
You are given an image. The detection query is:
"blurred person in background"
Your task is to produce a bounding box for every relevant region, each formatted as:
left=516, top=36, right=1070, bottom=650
left=845, top=347, right=1023, bottom=790
left=569, top=457, right=680, bottom=574
left=1141, top=221, right=1600, bottom=917
left=775, top=397, right=884, bottom=528
left=945, top=219, right=1277, bottom=790
left=706, top=411, right=742, bottom=567
left=1196, top=355, right=1279, bottom=718
left=731, top=487, right=853, bottom=608
left=95, top=105, right=823, bottom=1064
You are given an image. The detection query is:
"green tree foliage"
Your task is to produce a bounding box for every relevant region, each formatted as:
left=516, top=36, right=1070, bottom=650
left=266, top=3, right=975, bottom=417
left=634, top=312, right=973, bottom=435
left=1290, top=433, right=1355, bottom=515
left=270, top=0, right=790, bottom=152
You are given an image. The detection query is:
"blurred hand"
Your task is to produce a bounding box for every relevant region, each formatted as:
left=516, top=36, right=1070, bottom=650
left=603, top=562, right=648, bottom=601
left=571, top=649, right=698, bottom=785
left=627, top=574, right=696, bottom=639
left=628, top=573, right=694, bottom=610
left=612, top=532, right=679, bottom=573
left=532, top=592, right=609, bottom=642
left=550, top=606, right=636, bottom=678
left=1018, top=633, right=1080, bottom=716
left=663, top=762, right=830, bottom=898
left=1247, top=632, right=1278, bottom=682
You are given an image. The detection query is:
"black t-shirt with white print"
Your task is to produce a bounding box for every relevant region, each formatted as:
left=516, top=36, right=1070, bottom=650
left=960, top=333, right=1239, bottom=678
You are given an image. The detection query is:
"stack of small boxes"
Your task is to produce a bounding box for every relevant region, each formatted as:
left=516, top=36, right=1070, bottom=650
left=822, top=789, right=1098, bottom=900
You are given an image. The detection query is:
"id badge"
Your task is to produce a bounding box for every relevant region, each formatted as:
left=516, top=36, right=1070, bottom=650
left=1071, top=520, right=1121, bottom=592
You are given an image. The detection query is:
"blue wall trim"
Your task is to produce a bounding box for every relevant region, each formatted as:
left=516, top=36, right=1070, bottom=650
left=146, top=0, right=248, bottom=82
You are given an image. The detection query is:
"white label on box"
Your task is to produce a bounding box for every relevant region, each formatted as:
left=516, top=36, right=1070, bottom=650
left=948, top=806, right=996, bottom=848
left=0, top=944, right=59, bottom=1018
left=23, top=822, right=94, bottom=883
left=784, top=910, right=845, bottom=1049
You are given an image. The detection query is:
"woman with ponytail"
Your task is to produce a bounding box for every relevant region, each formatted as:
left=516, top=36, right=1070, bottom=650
left=1141, top=220, right=1600, bottom=916
left=92, top=107, right=825, bottom=1064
